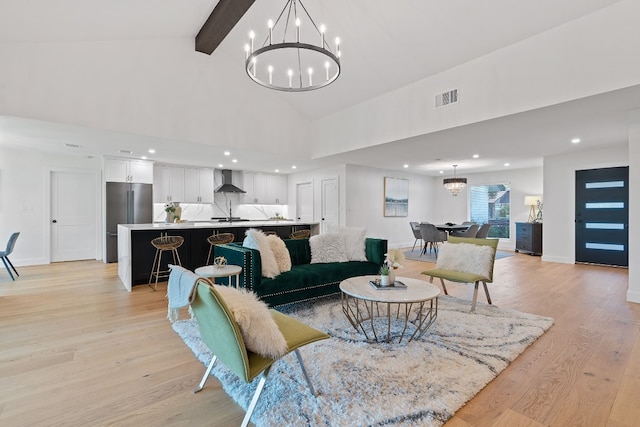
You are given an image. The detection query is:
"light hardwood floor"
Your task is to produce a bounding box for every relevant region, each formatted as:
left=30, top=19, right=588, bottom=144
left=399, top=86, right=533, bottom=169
left=1, top=252, right=639, bottom=426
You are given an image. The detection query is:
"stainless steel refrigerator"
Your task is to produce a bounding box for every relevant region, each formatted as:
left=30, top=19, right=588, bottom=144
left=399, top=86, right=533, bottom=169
left=106, top=182, right=153, bottom=263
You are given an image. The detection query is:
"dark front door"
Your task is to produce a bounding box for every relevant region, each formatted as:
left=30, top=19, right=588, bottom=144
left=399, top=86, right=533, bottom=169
left=575, top=166, right=629, bottom=267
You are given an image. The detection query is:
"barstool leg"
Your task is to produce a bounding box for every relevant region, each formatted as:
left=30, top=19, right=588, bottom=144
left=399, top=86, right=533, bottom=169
left=153, top=249, right=164, bottom=291
left=206, top=245, right=213, bottom=265
left=148, top=248, right=161, bottom=289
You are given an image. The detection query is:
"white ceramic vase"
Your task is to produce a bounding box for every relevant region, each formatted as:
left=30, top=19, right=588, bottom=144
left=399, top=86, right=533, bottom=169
left=389, top=268, right=396, bottom=285
left=380, top=275, right=390, bottom=287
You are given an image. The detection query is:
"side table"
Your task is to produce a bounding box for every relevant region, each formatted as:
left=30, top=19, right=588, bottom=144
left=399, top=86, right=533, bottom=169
left=194, top=265, right=243, bottom=288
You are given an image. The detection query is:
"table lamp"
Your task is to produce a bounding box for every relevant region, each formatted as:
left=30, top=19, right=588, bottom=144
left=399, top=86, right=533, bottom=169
left=524, top=195, right=542, bottom=223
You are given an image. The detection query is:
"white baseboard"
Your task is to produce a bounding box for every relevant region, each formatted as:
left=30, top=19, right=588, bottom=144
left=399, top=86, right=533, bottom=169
left=541, top=255, right=574, bottom=264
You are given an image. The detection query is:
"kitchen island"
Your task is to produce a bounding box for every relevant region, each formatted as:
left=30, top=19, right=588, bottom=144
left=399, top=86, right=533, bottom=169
left=117, top=221, right=319, bottom=291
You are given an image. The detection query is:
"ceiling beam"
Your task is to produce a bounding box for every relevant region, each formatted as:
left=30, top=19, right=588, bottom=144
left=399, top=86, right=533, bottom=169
left=195, top=0, right=255, bottom=55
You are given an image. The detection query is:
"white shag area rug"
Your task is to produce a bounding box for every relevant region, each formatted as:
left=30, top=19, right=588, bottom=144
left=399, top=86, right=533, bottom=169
left=172, top=295, right=553, bottom=426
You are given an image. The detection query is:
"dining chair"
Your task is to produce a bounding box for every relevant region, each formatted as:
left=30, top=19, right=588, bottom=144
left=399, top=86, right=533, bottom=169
left=0, top=232, right=20, bottom=281
left=189, top=279, right=329, bottom=427
left=409, top=222, right=422, bottom=251
left=450, top=224, right=479, bottom=237
left=419, top=223, right=447, bottom=257
left=475, top=224, right=492, bottom=238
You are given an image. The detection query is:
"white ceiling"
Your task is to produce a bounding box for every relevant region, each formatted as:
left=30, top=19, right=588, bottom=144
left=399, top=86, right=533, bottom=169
left=0, top=0, right=635, bottom=175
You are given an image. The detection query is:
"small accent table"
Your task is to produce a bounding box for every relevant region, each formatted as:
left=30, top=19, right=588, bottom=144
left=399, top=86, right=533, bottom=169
left=339, top=275, right=440, bottom=343
left=194, top=265, right=243, bottom=288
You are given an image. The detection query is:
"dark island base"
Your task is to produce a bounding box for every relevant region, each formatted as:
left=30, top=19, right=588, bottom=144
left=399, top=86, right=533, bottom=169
left=131, top=224, right=310, bottom=286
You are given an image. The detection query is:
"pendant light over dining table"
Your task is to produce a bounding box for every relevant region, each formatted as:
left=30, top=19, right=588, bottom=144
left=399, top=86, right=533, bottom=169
left=443, top=165, right=467, bottom=196
left=244, top=0, right=341, bottom=92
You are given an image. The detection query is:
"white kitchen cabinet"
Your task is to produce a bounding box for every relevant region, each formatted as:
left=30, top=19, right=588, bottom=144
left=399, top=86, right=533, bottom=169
left=243, top=172, right=287, bottom=204
left=104, top=159, right=153, bottom=183
left=184, top=168, right=215, bottom=203
left=153, top=165, right=185, bottom=203
left=267, top=174, right=287, bottom=204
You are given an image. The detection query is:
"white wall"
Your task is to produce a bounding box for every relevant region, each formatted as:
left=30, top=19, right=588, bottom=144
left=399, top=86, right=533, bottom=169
left=542, top=144, right=628, bottom=264
left=0, top=146, right=102, bottom=266
left=312, top=1, right=640, bottom=158
left=344, top=165, right=435, bottom=248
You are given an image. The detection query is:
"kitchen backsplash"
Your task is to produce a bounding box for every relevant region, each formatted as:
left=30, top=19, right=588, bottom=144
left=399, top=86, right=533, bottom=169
left=152, top=203, right=289, bottom=223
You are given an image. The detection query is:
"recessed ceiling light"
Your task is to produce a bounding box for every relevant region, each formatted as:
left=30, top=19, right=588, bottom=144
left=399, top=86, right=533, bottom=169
left=232, top=159, right=238, bottom=163
left=224, top=151, right=231, bottom=156
left=472, top=154, right=479, bottom=159
left=141, top=156, right=148, bottom=160
left=148, top=149, right=156, bottom=154
left=571, top=138, right=581, bottom=144
left=403, top=164, right=409, bottom=168
left=504, top=162, right=510, bottom=167
left=439, top=170, right=444, bottom=174
left=218, top=164, right=224, bottom=168
left=292, top=165, right=297, bottom=169
left=275, top=169, right=280, bottom=173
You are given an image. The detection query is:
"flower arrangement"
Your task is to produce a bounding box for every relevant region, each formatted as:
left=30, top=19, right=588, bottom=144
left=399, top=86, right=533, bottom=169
left=384, top=249, right=405, bottom=269
left=379, top=264, right=390, bottom=276
left=164, top=202, right=176, bottom=213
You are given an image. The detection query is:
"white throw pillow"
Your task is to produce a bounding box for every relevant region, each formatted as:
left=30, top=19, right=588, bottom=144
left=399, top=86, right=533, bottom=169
left=243, top=229, right=280, bottom=279
left=436, top=242, right=494, bottom=278
left=214, top=285, right=288, bottom=359
left=267, top=234, right=292, bottom=273
left=329, top=226, right=367, bottom=261
left=309, top=233, right=349, bottom=263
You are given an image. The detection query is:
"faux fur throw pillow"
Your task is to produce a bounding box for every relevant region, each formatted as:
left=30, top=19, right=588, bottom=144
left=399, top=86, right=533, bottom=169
left=331, top=226, right=367, bottom=261
left=309, top=233, right=349, bottom=264
left=243, top=229, right=280, bottom=279
left=214, top=285, right=288, bottom=359
left=436, top=242, right=494, bottom=278
left=267, top=234, right=292, bottom=273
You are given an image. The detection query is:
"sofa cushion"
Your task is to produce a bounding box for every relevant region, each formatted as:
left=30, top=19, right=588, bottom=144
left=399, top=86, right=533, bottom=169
left=329, top=226, right=367, bottom=261
left=284, top=238, right=312, bottom=266
left=243, top=229, right=280, bottom=279
left=267, top=234, right=292, bottom=273
left=309, top=234, right=349, bottom=263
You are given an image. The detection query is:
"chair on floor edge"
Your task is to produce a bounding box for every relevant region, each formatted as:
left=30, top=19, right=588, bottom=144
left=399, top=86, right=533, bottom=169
left=190, top=279, right=329, bottom=427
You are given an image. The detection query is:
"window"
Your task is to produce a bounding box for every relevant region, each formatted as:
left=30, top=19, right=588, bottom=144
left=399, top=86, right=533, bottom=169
left=470, top=184, right=510, bottom=238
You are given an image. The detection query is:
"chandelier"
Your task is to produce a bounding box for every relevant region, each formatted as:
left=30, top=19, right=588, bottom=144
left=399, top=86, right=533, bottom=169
left=245, top=0, right=341, bottom=92
left=443, top=165, right=467, bottom=196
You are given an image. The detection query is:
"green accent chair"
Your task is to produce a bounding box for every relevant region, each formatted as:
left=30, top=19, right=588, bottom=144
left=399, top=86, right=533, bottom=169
left=421, top=236, right=499, bottom=312
left=190, top=280, right=329, bottom=427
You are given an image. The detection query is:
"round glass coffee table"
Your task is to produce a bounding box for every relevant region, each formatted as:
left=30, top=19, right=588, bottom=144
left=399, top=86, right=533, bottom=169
left=339, top=275, right=440, bottom=343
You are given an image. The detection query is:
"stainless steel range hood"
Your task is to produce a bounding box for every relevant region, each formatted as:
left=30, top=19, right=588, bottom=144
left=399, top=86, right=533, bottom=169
left=215, top=169, right=246, bottom=193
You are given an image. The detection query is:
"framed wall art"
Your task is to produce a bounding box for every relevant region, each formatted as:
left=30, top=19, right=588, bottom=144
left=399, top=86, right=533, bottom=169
left=384, top=177, right=409, bottom=217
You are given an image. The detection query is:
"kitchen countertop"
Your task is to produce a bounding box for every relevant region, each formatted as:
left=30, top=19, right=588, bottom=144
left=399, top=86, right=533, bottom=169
left=119, top=220, right=317, bottom=231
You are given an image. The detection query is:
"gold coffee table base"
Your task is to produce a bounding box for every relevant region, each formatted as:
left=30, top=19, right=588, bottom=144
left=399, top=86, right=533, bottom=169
left=340, top=276, right=439, bottom=343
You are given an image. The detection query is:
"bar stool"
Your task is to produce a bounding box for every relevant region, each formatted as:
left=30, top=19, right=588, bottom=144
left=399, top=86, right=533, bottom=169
left=149, top=235, right=184, bottom=291
left=205, top=233, right=234, bottom=265
left=289, top=229, right=310, bottom=239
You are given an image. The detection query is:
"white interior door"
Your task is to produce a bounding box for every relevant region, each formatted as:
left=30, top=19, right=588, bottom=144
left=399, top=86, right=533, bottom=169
left=321, top=177, right=339, bottom=234
left=51, top=171, right=98, bottom=262
left=296, top=181, right=314, bottom=223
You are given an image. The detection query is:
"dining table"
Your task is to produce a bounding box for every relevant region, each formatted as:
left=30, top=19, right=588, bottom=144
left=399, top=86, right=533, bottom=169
left=435, top=224, right=470, bottom=234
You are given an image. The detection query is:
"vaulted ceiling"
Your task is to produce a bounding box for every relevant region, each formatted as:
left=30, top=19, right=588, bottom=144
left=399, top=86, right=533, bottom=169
left=0, top=0, right=637, bottom=175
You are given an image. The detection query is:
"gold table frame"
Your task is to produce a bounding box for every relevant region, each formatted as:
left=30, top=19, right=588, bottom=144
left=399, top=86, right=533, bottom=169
left=339, top=276, right=440, bottom=343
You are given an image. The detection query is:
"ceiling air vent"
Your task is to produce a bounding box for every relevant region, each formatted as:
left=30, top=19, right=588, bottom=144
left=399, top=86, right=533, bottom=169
left=435, top=89, right=459, bottom=108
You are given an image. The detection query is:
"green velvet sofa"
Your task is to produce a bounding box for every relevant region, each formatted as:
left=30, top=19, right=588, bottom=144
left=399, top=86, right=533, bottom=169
left=214, top=237, right=388, bottom=306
